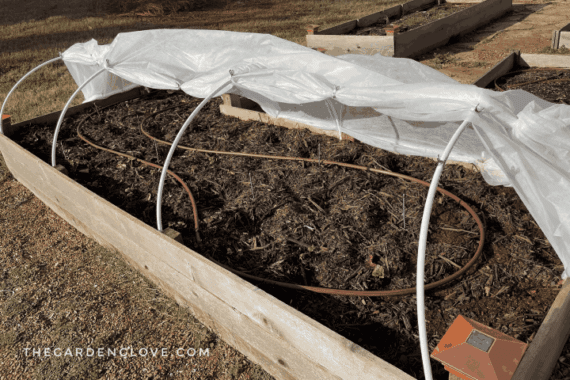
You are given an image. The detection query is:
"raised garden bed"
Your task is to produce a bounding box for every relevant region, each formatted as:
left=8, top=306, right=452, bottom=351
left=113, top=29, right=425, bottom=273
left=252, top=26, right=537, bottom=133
left=305, top=0, right=512, bottom=58
left=2, top=81, right=568, bottom=379
left=552, top=22, right=570, bottom=51
left=345, top=3, right=472, bottom=36
left=473, top=50, right=570, bottom=105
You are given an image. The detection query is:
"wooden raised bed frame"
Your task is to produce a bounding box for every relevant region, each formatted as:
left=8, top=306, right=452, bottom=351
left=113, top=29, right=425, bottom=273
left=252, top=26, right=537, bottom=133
left=305, top=0, right=512, bottom=58
left=0, top=88, right=414, bottom=380
left=3, top=53, right=570, bottom=378
left=221, top=52, right=570, bottom=380
left=551, top=22, right=570, bottom=50
left=465, top=50, right=570, bottom=380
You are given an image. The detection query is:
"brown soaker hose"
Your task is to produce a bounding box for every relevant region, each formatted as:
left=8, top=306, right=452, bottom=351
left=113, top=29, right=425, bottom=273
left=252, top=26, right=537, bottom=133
left=139, top=106, right=486, bottom=297
left=75, top=109, right=202, bottom=243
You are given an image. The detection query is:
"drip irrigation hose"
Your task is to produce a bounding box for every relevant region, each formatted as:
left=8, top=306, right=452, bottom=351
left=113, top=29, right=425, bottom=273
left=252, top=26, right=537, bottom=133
left=494, top=68, right=570, bottom=104
left=155, top=80, right=233, bottom=232
left=140, top=101, right=486, bottom=297
left=75, top=107, right=202, bottom=243
left=65, top=88, right=485, bottom=299
left=1, top=56, right=63, bottom=135
left=52, top=68, right=107, bottom=167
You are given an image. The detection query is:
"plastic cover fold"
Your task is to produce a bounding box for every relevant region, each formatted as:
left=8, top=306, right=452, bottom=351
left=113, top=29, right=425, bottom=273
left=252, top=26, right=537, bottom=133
left=61, top=29, right=570, bottom=278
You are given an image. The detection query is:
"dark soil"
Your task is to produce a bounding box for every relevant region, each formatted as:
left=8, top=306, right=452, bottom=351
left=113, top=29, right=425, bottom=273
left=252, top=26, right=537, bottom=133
left=494, top=67, right=570, bottom=104
left=12, top=88, right=564, bottom=379
left=347, top=3, right=472, bottom=36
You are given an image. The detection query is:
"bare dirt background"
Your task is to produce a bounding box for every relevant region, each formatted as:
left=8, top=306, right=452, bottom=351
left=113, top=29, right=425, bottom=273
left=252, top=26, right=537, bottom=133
left=2, top=0, right=570, bottom=379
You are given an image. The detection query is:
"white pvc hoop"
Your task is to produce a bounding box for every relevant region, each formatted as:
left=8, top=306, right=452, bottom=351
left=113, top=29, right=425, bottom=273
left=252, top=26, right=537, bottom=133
left=51, top=68, right=106, bottom=167
left=416, top=104, right=481, bottom=380
left=0, top=56, right=63, bottom=135
left=156, top=79, right=232, bottom=232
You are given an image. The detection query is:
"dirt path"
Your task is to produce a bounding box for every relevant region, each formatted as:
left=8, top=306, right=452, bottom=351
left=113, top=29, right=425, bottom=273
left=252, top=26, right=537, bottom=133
left=418, top=0, right=570, bottom=84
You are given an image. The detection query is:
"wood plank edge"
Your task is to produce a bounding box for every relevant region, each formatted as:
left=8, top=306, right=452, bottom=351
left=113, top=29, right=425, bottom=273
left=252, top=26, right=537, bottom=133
left=472, top=50, right=518, bottom=88
left=519, top=54, right=570, bottom=68
left=395, top=0, right=512, bottom=58
left=0, top=130, right=413, bottom=380
left=512, top=279, right=570, bottom=380
left=9, top=87, right=145, bottom=133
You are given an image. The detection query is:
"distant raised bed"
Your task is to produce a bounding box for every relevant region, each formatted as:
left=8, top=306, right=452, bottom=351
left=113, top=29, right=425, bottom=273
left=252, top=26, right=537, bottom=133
left=473, top=50, right=570, bottom=105
left=552, top=22, right=570, bottom=50
left=305, top=0, right=512, bottom=58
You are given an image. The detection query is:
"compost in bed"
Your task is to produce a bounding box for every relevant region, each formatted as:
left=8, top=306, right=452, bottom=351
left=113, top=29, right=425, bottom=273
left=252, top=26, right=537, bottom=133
left=347, top=2, right=472, bottom=36
left=494, top=67, right=570, bottom=104
left=13, top=89, right=563, bottom=379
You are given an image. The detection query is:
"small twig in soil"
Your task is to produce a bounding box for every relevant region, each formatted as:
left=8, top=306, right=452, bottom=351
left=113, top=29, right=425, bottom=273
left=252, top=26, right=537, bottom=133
left=249, top=172, right=255, bottom=200
left=61, top=142, right=68, bottom=160
left=493, top=285, right=510, bottom=297
left=300, top=265, right=308, bottom=286
left=439, top=227, right=479, bottom=235
left=247, top=244, right=272, bottom=251
left=286, top=237, right=316, bottom=252
left=153, top=140, right=160, bottom=161
left=306, top=195, right=325, bottom=213
left=402, top=192, right=406, bottom=229
left=438, top=254, right=461, bottom=269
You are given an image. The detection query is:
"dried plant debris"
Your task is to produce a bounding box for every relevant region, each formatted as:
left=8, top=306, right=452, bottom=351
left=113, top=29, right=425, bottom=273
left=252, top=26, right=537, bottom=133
left=12, top=89, right=565, bottom=379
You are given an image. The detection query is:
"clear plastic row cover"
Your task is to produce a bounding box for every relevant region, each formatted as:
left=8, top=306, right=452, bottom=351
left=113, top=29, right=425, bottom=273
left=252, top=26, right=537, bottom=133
left=62, top=29, right=570, bottom=278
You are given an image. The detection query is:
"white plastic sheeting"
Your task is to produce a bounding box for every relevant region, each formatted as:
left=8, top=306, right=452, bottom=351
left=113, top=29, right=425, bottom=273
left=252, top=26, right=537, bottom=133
left=61, top=29, right=570, bottom=278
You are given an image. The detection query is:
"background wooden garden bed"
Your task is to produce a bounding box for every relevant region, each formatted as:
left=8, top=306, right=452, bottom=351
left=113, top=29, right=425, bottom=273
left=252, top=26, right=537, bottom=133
left=0, top=90, right=418, bottom=380
left=305, top=0, right=512, bottom=58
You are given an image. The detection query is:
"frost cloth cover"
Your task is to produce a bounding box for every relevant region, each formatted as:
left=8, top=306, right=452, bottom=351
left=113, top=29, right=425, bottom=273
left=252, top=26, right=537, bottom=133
left=62, top=29, right=570, bottom=278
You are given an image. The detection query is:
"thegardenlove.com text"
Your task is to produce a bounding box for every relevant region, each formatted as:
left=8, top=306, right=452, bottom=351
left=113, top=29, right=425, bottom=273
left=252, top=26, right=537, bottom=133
left=23, top=347, right=210, bottom=358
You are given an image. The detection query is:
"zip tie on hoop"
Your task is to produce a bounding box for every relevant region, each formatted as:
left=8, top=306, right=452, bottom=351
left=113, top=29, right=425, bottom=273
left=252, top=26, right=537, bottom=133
left=332, top=85, right=340, bottom=99
left=436, top=104, right=481, bottom=166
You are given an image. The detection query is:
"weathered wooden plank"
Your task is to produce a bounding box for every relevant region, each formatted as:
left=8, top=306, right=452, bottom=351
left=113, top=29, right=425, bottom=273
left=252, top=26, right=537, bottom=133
left=559, top=31, right=570, bottom=49
left=512, top=279, right=570, bottom=380
left=560, top=22, right=570, bottom=32
left=402, top=0, right=436, bottom=14
left=519, top=53, right=570, bottom=68
left=306, top=34, right=394, bottom=56
left=357, top=4, right=404, bottom=28
left=472, top=50, right=518, bottom=88
left=552, top=30, right=561, bottom=49
left=220, top=99, right=354, bottom=141
left=317, top=20, right=357, bottom=35
left=8, top=87, right=145, bottom=136
left=394, top=0, right=512, bottom=58
left=0, top=121, right=414, bottom=380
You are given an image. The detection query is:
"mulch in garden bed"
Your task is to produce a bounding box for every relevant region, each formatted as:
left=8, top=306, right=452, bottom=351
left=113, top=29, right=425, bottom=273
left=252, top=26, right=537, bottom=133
left=346, top=2, right=472, bottom=36
left=11, top=88, right=564, bottom=379
left=494, top=67, right=570, bottom=104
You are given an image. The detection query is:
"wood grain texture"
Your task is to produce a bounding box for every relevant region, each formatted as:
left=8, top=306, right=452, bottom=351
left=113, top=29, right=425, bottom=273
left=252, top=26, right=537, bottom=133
left=8, top=87, right=145, bottom=136
left=520, top=53, right=570, bottom=68
left=306, top=34, right=394, bottom=56
left=401, top=0, right=437, bottom=15
left=472, top=50, right=518, bottom=88
left=558, top=31, right=570, bottom=49
left=316, top=20, right=357, bottom=35
left=357, top=4, right=404, bottom=28
left=394, top=0, right=512, bottom=58
left=512, top=279, right=570, bottom=380
left=0, top=98, right=414, bottom=380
